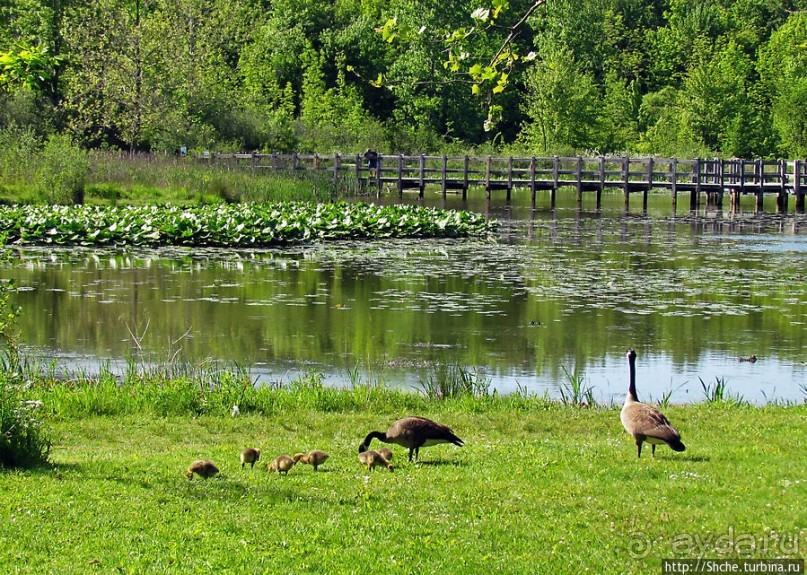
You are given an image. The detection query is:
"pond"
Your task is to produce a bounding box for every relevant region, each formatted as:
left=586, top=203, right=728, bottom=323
left=2, top=189, right=806, bottom=405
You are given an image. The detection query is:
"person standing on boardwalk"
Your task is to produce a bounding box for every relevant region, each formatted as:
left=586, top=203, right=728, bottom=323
left=364, top=149, right=379, bottom=178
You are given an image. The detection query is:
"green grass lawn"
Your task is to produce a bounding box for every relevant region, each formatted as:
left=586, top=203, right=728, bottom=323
left=1, top=404, right=804, bottom=574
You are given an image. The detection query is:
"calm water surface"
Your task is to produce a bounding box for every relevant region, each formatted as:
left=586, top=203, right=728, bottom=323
left=2, top=190, right=806, bottom=404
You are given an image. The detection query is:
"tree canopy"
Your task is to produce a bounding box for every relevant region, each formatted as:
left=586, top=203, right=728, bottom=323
left=1, top=0, right=805, bottom=158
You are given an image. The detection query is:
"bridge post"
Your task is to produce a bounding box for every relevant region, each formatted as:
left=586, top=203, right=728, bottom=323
left=551, top=156, right=559, bottom=209
left=691, top=158, right=700, bottom=210
left=756, top=159, right=765, bottom=212
left=463, top=156, right=469, bottom=201
left=353, top=153, right=361, bottom=191
left=733, top=160, right=743, bottom=210
left=715, top=158, right=724, bottom=208
left=510, top=157, right=516, bottom=202
left=420, top=154, right=427, bottom=198
left=644, top=157, right=652, bottom=212
left=597, top=156, right=604, bottom=209
left=375, top=155, right=383, bottom=195
left=530, top=157, right=537, bottom=209
left=777, top=159, right=788, bottom=213
left=576, top=156, right=583, bottom=208
left=671, top=158, right=678, bottom=212
left=796, top=160, right=805, bottom=212
left=622, top=156, right=630, bottom=210
left=397, top=154, right=404, bottom=197
left=441, top=155, right=448, bottom=199
left=485, top=156, right=492, bottom=199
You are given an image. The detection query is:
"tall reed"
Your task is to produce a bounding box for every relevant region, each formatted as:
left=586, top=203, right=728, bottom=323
left=557, top=365, right=596, bottom=407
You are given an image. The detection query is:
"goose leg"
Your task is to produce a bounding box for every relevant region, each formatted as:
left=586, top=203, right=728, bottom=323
left=637, top=441, right=643, bottom=459
left=651, top=444, right=656, bottom=458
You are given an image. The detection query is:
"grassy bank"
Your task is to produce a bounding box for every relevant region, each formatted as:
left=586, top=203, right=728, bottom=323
left=0, top=375, right=804, bottom=574
left=0, top=150, right=357, bottom=206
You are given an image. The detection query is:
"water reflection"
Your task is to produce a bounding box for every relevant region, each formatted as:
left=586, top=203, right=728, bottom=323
left=2, top=191, right=806, bottom=404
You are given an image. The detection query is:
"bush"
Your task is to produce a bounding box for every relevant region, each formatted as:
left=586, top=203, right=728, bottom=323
left=0, top=123, right=39, bottom=189
left=35, top=134, right=89, bottom=204
left=0, top=379, right=51, bottom=468
left=0, top=238, right=51, bottom=468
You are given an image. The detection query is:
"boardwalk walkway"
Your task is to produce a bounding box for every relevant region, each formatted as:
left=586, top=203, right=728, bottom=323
left=196, top=153, right=807, bottom=212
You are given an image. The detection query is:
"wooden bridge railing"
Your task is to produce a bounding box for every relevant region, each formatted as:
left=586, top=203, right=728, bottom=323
left=194, top=153, right=807, bottom=212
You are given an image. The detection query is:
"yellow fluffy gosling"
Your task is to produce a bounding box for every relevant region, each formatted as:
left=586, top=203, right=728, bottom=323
left=376, top=447, right=393, bottom=461
left=293, top=450, right=330, bottom=471
left=358, top=450, right=393, bottom=472
left=240, top=448, right=261, bottom=469
left=268, top=455, right=296, bottom=475
left=185, top=460, right=219, bottom=480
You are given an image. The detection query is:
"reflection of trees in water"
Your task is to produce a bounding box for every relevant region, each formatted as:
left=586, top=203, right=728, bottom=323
left=3, top=215, right=805, bottom=401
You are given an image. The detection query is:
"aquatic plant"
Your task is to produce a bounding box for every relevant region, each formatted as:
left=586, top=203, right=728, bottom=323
left=700, top=376, right=746, bottom=405
left=656, top=382, right=687, bottom=409
left=557, top=365, right=596, bottom=407
left=0, top=202, right=497, bottom=247
left=416, top=363, right=492, bottom=399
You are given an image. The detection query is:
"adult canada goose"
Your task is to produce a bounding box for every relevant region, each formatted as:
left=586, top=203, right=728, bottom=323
left=186, top=460, right=219, bottom=480
left=358, top=450, right=394, bottom=472
left=621, top=349, right=686, bottom=458
left=240, top=448, right=261, bottom=469
left=268, top=455, right=295, bottom=475
left=293, top=450, right=329, bottom=471
left=358, top=416, right=464, bottom=462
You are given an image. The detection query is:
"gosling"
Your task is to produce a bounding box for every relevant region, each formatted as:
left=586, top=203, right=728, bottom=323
left=358, top=450, right=393, bottom=472
left=186, top=460, right=219, bottom=480
left=268, top=455, right=296, bottom=475
left=240, top=448, right=261, bottom=469
left=293, top=450, right=330, bottom=471
left=376, top=447, right=394, bottom=461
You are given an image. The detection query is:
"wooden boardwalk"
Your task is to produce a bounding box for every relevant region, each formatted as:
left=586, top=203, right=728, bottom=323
left=196, top=153, right=807, bottom=212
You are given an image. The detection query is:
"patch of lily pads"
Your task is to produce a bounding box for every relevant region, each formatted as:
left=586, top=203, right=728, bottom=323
left=0, top=202, right=497, bottom=247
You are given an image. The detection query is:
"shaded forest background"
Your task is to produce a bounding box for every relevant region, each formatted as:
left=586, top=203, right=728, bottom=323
left=1, top=0, right=806, bottom=159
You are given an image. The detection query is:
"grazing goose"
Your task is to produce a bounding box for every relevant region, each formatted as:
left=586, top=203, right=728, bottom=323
left=358, top=416, right=464, bottom=462
left=186, top=460, right=220, bottom=480
left=240, top=448, right=261, bottom=469
left=358, top=450, right=394, bottom=472
left=621, top=349, right=686, bottom=458
left=268, top=455, right=295, bottom=475
left=293, top=450, right=330, bottom=471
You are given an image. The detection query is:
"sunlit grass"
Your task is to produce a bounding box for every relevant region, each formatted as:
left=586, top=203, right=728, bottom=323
left=0, top=152, right=353, bottom=205
left=0, top=398, right=803, bottom=574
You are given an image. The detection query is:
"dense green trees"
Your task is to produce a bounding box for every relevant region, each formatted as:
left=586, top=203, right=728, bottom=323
left=0, top=0, right=805, bottom=157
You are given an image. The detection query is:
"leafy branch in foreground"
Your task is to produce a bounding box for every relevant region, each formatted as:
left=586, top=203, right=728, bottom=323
left=379, top=0, right=545, bottom=131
